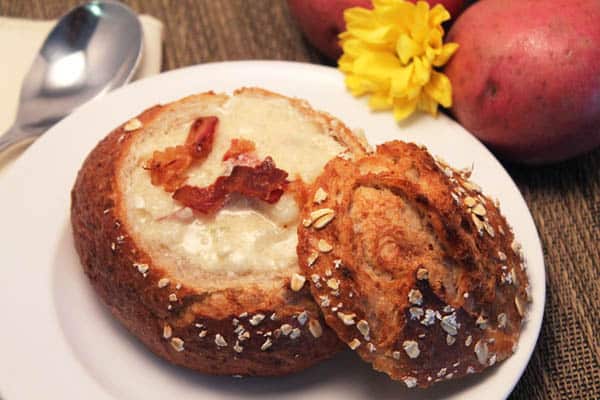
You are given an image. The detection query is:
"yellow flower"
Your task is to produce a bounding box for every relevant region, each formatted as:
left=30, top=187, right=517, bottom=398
left=339, top=0, right=458, bottom=121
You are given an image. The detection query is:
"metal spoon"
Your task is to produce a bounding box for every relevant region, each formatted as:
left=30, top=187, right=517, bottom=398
left=0, top=0, right=142, bottom=153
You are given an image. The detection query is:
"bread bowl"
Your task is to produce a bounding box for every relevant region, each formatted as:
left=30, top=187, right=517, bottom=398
left=297, top=140, right=530, bottom=387
left=70, top=88, right=368, bottom=376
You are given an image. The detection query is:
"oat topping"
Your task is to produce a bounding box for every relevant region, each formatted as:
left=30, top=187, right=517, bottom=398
left=239, top=331, right=250, bottom=341
left=515, top=296, right=526, bottom=317
left=280, top=324, right=293, bottom=336
left=476, top=315, right=488, bottom=330
left=367, top=342, right=376, bottom=353
left=233, top=341, right=243, bottom=353
left=168, top=293, right=178, bottom=302
left=465, top=335, right=473, bottom=347
left=333, top=259, right=343, bottom=269
left=290, top=273, right=306, bottom=292
left=249, top=314, right=266, bottom=326
left=474, top=339, right=489, bottom=365
left=408, top=289, right=423, bottom=306
left=421, top=309, right=436, bottom=326
left=307, top=251, right=319, bottom=267
left=403, top=377, right=418, bottom=389
left=124, top=118, right=142, bottom=131
left=170, top=337, right=184, bottom=352
left=392, top=350, right=401, bottom=360
left=317, top=239, right=333, bottom=253
left=238, top=312, right=248, bottom=318
left=306, top=208, right=336, bottom=229
left=157, top=278, right=170, bottom=288
left=446, top=334, right=456, bottom=346
left=403, top=340, right=420, bottom=359
left=337, top=312, right=356, bottom=326
left=290, top=328, right=301, bottom=339
left=498, top=251, right=507, bottom=261
left=497, top=313, right=508, bottom=329
left=441, top=313, right=459, bottom=335
left=297, top=311, right=309, bottom=326
left=416, top=268, right=429, bottom=280
left=409, top=307, right=424, bottom=320
left=308, top=319, right=323, bottom=338
left=215, top=334, right=228, bottom=347
left=327, top=278, right=340, bottom=290
left=163, top=324, right=172, bottom=339
left=198, top=330, right=208, bottom=338
left=313, top=187, right=328, bottom=204
left=466, top=366, right=475, bottom=374
left=348, top=338, right=361, bottom=350
left=133, top=263, right=149, bottom=277
left=260, top=338, right=273, bottom=351
left=357, top=320, right=370, bottom=338
left=325, top=269, right=332, bottom=277
left=464, top=197, right=477, bottom=207
left=472, top=203, right=486, bottom=216
left=319, top=295, right=331, bottom=307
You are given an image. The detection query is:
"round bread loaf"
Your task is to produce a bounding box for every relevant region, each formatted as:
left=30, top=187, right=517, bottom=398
left=297, top=141, right=530, bottom=388
left=71, top=88, right=368, bottom=376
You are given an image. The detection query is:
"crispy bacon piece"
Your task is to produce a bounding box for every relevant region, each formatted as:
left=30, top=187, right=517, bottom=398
left=147, top=146, right=193, bottom=192
left=173, top=157, right=289, bottom=214
left=223, top=138, right=256, bottom=161
left=147, top=116, right=218, bottom=192
left=185, top=116, right=218, bottom=159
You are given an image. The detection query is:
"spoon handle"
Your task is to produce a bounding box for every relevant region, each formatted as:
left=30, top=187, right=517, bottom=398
left=0, top=125, right=38, bottom=154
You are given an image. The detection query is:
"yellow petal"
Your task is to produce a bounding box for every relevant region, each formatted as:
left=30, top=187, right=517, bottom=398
left=351, top=25, right=397, bottom=46
left=418, top=92, right=439, bottom=116
left=412, top=56, right=431, bottom=87
left=369, top=92, right=393, bottom=110
left=396, top=34, right=422, bottom=64
left=411, top=2, right=431, bottom=43
left=345, top=74, right=371, bottom=96
left=344, top=7, right=375, bottom=28
left=432, top=42, right=459, bottom=67
left=354, top=51, right=400, bottom=85
left=424, top=70, right=452, bottom=107
left=429, top=4, right=451, bottom=25
left=338, top=54, right=354, bottom=73
left=390, top=64, right=414, bottom=97
left=393, top=97, right=418, bottom=121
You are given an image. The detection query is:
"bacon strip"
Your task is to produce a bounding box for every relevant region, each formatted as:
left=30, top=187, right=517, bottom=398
left=146, top=116, right=218, bottom=192
left=173, top=157, right=288, bottom=214
left=223, top=138, right=256, bottom=161
left=185, top=116, right=218, bottom=159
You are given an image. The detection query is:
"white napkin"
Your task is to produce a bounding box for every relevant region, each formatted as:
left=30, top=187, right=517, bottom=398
left=0, top=14, right=163, bottom=175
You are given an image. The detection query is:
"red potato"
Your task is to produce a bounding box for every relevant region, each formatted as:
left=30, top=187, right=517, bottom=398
left=445, top=0, right=600, bottom=163
left=287, top=0, right=467, bottom=60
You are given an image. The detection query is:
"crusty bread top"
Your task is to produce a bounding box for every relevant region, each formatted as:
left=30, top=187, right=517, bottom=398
left=116, top=88, right=367, bottom=292
left=297, top=141, right=530, bottom=388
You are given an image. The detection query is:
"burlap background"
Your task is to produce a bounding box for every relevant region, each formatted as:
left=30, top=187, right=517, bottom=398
left=1, top=1, right=598, bottom=398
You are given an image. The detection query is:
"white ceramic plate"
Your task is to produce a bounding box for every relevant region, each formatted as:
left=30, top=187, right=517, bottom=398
left=0, top=61, right=544, bottom=400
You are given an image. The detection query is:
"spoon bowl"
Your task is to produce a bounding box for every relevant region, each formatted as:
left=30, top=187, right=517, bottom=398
left=0, top=0, right=142, bottom=152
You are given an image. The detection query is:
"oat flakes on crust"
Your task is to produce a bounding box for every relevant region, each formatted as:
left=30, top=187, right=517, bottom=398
left=297, top=140, right=530, bottom=388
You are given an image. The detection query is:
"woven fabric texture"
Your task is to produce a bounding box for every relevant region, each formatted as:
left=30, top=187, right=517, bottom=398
left=1, top=1, right=598, bottom=398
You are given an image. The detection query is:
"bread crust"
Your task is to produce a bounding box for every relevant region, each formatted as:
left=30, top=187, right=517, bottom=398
left=297, top=141, right=530, bottom=387
left=70, top=89, right=366, bottom=376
